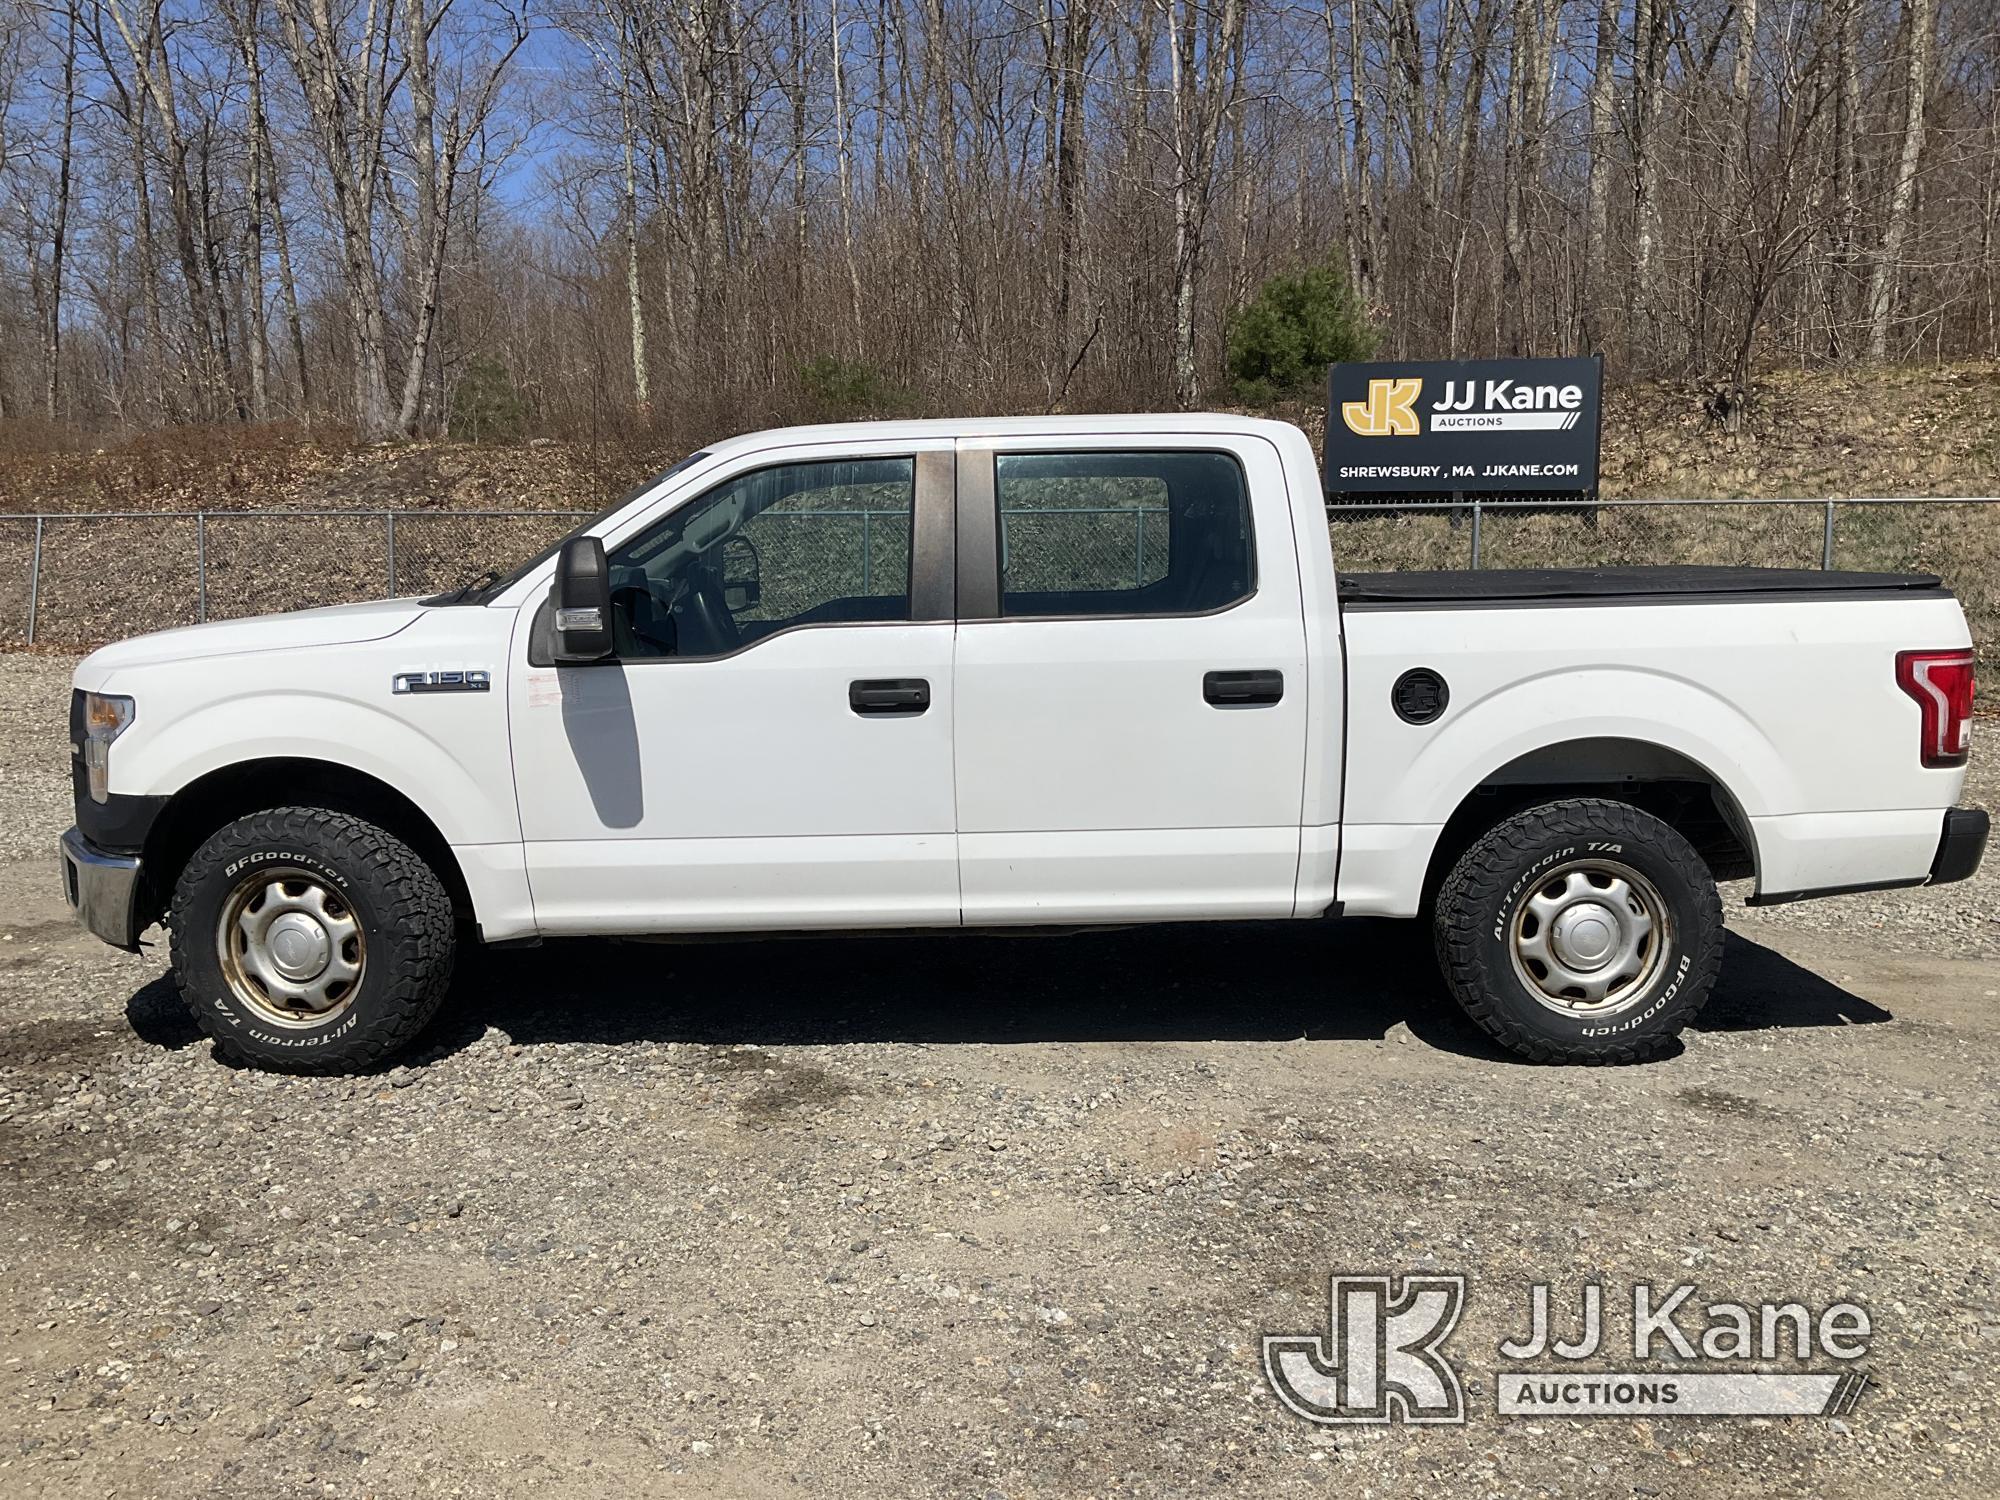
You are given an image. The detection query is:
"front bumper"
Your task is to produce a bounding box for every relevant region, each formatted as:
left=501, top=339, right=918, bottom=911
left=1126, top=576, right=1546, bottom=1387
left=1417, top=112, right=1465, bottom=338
left=60, top=826, right=146, bottom=951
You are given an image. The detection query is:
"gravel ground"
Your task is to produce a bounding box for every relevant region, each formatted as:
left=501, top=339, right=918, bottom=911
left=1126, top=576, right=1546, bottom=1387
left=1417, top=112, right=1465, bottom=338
left=0, top=656, right=74, bottom=867
left=3, top=652, right=1998, bottom=1498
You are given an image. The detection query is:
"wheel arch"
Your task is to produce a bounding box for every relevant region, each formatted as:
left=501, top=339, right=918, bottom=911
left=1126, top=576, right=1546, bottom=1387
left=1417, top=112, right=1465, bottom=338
left=139, top=758, right=474, bottom=933
left=1418, top=736, right=1758, bottom=913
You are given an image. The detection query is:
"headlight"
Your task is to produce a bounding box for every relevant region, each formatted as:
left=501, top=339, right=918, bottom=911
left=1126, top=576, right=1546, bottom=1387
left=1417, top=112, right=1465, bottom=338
left=80, top=693, right=134, bottom=804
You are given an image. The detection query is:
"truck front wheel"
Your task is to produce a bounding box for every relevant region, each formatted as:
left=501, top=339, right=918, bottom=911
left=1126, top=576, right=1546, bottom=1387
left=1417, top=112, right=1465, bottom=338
left=167, top=807, right=456, bottom=1073
left=1432, top=798, right=1723, bottom=1063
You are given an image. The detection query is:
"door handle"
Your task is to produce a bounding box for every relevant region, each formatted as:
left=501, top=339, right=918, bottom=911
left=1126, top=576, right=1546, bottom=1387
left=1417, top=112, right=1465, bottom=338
left=1203, top=669, right=1284, bottom=707
left=850, top=678, right=930, bottom=715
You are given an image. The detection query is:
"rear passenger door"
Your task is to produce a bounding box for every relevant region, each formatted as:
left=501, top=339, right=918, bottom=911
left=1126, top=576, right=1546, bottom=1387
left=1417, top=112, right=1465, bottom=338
left=949, top=436, right=1311, bottom=922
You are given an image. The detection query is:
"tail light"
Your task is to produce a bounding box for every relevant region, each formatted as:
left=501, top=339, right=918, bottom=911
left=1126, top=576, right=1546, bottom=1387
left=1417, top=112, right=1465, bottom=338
left=1895, top=649, right=1976, bottom=768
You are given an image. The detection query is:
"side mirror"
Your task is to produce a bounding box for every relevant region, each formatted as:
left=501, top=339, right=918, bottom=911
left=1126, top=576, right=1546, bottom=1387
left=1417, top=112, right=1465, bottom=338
left=550, top=537, right=613, bottom=663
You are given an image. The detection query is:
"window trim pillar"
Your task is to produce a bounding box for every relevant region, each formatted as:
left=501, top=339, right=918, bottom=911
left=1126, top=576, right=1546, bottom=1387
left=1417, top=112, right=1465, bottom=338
left=953, top=441, right=1001, bottom=620
left=911, top=449, right=958, bottom=622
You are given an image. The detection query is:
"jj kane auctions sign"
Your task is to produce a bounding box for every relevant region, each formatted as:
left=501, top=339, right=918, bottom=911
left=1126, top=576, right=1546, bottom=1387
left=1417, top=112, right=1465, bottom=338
left=1324, top=356, right=1603, bottom=495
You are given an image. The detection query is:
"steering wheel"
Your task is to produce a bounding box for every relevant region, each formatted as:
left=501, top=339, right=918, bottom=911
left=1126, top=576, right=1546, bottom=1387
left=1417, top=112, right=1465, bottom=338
left=680, top=556, right=741, bottom=653
left=611, top=584, right=676, bottom=656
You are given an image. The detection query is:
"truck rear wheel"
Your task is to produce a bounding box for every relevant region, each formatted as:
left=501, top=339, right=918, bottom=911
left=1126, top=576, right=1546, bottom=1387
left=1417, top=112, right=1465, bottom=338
left=167, top=807, right=456, bottom=1073
left=1432, top=798, right=1723, bottom=1063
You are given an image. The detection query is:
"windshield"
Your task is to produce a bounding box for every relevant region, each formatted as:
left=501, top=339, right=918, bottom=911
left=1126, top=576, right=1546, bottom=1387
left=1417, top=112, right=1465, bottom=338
left=428, top=450, right=711, bottom=605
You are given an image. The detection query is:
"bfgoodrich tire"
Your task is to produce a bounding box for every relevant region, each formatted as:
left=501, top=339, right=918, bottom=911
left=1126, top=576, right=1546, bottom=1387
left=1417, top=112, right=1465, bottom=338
left=168, top=807, right=456, bottom=1073
left=1433, top=798, right=1723, bottom=1063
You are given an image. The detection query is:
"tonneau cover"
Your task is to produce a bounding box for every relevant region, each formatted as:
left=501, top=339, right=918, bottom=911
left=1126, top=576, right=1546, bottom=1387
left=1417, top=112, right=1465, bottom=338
left=1338, top=565, right=1946, bottom=606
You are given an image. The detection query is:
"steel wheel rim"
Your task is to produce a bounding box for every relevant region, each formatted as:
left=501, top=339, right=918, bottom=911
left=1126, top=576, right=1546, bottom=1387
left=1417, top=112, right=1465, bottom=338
left=216, top=866, right=366, bottom=1028
left=1507, top=857, right=1671, bottom=1017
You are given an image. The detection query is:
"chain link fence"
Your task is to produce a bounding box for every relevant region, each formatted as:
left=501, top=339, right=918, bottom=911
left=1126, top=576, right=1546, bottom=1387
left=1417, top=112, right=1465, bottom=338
left=2, top=498, right=1996, bottom=661
left=738, top=505, right=1171, bottom=607
left=0, top=511, right=591, bottom=648
left=737, top=509, right=913, bottom=622
left=1001, top=505, right=1170, bottom=594
left=1328, top=496, right=2000, bottom=663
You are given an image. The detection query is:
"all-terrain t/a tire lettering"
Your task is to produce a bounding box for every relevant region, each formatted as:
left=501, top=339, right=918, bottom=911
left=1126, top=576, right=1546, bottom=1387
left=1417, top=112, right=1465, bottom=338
left=168, top=807, right=455, bottom=1073
left=1433, top=798, right=1725, bottom=1063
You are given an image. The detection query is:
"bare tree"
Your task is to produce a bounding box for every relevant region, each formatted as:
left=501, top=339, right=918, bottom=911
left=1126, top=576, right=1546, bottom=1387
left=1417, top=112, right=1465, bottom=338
left=618, top=15, right=651, bottom=409
left=102, top=0, right=242, bottom=418
left=274, top=0, right=523, bottom=439
left=45, top=0, right=77, bottom=419
left=1, top=0, right=1996, bottom=437
left=828, top=0, right=865, bottom=345
left=1500, top=0, right=1555, bottom=356
left=1046, top=0, right=1091, bottom=393
left=218, top=0, right=270, bottom=418
left=1161, top=0, right=1242, bottom=407
left=1867, top=0, right=1936, bottom=359
left=1581, top=0, right=1616, bottom=353
left=393, top=1, right=529, bottom=433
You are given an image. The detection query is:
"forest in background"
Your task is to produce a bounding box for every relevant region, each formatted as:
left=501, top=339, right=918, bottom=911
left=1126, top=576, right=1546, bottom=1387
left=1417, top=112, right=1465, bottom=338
left=0, top=0, right=1996, bottom=450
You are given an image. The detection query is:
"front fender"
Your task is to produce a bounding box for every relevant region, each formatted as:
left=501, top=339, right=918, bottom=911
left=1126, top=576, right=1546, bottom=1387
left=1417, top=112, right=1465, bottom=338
left=113, top=689, right=521, bottom=846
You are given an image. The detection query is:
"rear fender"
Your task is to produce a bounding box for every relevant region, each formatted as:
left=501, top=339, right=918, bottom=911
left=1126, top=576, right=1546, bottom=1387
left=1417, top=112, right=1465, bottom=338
left=1397, top=667, right=1794, bottom=829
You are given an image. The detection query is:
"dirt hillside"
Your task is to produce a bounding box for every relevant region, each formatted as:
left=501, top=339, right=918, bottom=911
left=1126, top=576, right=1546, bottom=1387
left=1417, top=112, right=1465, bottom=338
left=2, top=364, right=1996, bottom=652
left=4, top=363, right=1997, bottom=515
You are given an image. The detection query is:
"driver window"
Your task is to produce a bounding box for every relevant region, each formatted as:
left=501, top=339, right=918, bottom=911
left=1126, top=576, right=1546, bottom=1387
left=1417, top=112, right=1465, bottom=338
left=606, top=457, right=915, bottom=658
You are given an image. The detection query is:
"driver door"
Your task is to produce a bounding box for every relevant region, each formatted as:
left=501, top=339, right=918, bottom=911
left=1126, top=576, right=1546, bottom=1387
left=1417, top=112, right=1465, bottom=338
left=506, top=445, right=960, bottom=934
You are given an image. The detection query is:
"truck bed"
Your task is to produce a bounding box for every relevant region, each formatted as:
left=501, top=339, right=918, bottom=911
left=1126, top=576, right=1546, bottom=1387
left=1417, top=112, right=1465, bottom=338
left=1338, top=565, right=1948, bottom=609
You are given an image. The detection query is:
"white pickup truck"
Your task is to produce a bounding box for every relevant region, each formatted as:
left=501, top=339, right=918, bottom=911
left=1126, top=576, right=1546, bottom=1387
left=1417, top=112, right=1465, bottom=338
left=61, top=415, right=1985, bottom=1071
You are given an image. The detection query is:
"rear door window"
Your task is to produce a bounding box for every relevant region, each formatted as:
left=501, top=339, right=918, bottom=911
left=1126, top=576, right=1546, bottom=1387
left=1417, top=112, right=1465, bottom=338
left=993, top=451, right=1254, bottom=618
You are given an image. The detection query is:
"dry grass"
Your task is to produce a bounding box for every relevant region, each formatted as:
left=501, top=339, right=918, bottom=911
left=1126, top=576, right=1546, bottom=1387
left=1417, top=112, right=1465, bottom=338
left=0, top=424, right=658, bottom=517
left=1293, top=362, right=2000, bottom=659
left=1329, top=502, right=2000, bottom=668
left=2, top=364, right=1997, bottom=654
